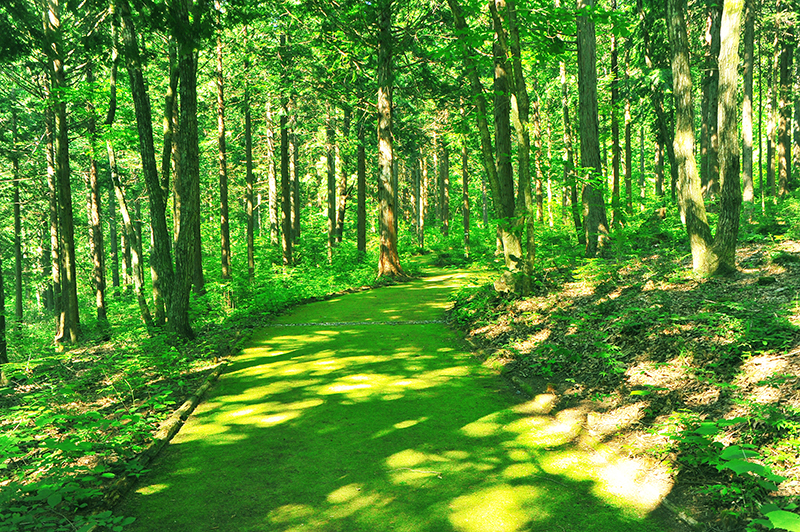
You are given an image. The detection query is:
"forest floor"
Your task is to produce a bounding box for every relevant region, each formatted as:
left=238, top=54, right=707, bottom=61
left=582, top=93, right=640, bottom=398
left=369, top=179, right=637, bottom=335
left=110, top=265, right=685, bottom=532
left=447, top=238, right=800, bottom=532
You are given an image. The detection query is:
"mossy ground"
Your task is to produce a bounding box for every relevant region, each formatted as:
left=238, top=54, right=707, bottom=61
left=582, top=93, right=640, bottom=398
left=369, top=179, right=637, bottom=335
left=113, top=267, right=682, bottom=531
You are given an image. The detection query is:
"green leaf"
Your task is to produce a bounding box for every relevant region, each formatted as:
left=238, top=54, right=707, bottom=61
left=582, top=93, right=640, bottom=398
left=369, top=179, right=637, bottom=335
left=47, top=492, right=62, bottom=507
left=721, top=459, right=767, bottom=476
left=757, top=479, right=779, bottom=491
left=720, top=445, right=760, bottom=460
left=751, top=518, right=774, bottom=529
left=694, top=422, right=719, bottom=435
left=766, top=510, right=800, bottom=532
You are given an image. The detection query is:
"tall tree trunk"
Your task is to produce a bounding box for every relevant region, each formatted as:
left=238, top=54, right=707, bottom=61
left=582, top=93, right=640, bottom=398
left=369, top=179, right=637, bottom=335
left=447, top=0, right=521, bottom=273
left=108, top=141, right=154, bottom=329
left=376, top=0, right=404, bottom=277
left=577, top=0, right=610, bottom=257
left=266, top=101, right=278, bottom=247
left=767, top=26, right=778, bottom=197
left=420, top=157, right=428, bottom=249
left=668, top=0, right=718, bottom=274
left=45, top=0, right=80, bottom=344
left=461, top=111, right=470, bottom=257
left=118, top=0, right=172, bottom=326
left=244, top=31, right=255, bottom=281
left=655, top=132, right=665, bottom=197
left=625, top=90, right=633, bottom=214
left=280, top=107, right=292, bottom=265
left=45, top=109, right=61, bottom=320
left=0, top=249, right=6, bottom=370
left=160, top=38, right=179, bottom=204
left=776, top=0, right=793, bottom=196
left=291, top=126, right=301, bottom=241
left=795, top=38, right=800, bottom=182
left=357, top=115, right=367, bottom=256
left=326, top=108, right=336, bottom=261
left=610, top=0, right=622, bottom=226
left=439, top=144, right=450, bottom=236
left=742, top=0, right=755, bottom=204
left=216, top=5, right=231, bottom=280
left=712, top=0, right=744, bottom=272
left=560, top=58, right=584, bottom=244
left=108, top=180, right=120, bottom=291
left=336, top=107, right=351, bottom=243
left=700, top=0, right=722, bottom=196
left=11, top=107, right=23, bottom=323
left=86, top=62, right=108, bottom=323
left=170, top=4, right=200, bottom=339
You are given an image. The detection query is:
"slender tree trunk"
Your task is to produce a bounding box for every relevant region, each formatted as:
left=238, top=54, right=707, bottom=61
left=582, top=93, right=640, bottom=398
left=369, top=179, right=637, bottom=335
left=668, top=0, right=717, bottom=274
left=357, top=116, right=367, bottom=256
left=118, top=0, right=172, bottom=326
left=795, top=38, right=800, bottom=182
left=420, top=157, right=428, bottom=248
left=0, top=249, right=6, bottom=370
left=85, top=63, right=108, bottom=323
left=577, top=0, right=610, bottom=257
left=439, top=144, right=450, bottom=236
left=11, top=108, right=23, bottom=323
left=336, top=107, right=351, bottom=243
left=108, top=141, right=154, bottom=329
left=266, top=102, right=278, bottom=247
left=280, top=98, right=292, bottom=263
left=161, top=38, right=179, bottom=205
left=655, top=133, right=665, bottom=197
left=291, top=126, right=301, bottom=241
left=45, top=0, right=80, bottom=344
left=216, top=5, right=231, bottom=280
left=108, top=180, right=120, bottom=291
left=462, top=122, right=470, bottom=257
left=639, top=124, right=646, bottom=209
left=244, top=32, right=255, bottom=281
left=625, top=92, right=633, bottom=214
left=712, top=0, right=744, bottom=272
left=767, top=27, right=778, bottom=197
left=326, top=108, right=336, bottom=261
left=742, top=0, right=755, bottom=204
left=776, top=0, right=793, bottom=196
left=610, top=0, right=622, bottom=226
left=700, top=0, right=722, bottom=196
left=376, top=0, right=404, bottom=277
left=560, top=58, right=584, bottom=244
left=45, top=109, right=61, bottom=320
left=170, top=6, right=200, bottom=338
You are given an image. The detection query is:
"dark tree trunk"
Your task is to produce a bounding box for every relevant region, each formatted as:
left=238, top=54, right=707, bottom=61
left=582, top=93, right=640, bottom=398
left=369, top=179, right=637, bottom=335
left=610, top=0, right=622, bottom=226
left=326, top=108, right=336, bottom=261
left=244, top=33, right=255, bottom=281
left=85, top=62, right=108, bottom=323
left=118, top=0, right=172, bottom=326
left=280, top=106, right=292, bottom=265
left=462, top=128, right=470, bottom=257
left=0, top=250, right=6, bottom=369
left=290, top=126, right=301, bottom=241
left=11, top=108, right=23, bottom=323
left=439, top=144, right=450, bottom=236
left=560, top=59, right=584, bottom=244
left=376, top=0, right=404, bottom=277
left=215, top=7, right=231, bottom=280
left=45, top=106, right=61, bottom=322
left=169, top=11, right=200, bottom=339
left=700, top=0, right=722, bottom=196
left=577, top=0, right=610, bottom=257
left=160, top=38, right=179, bottom=202
left=336, top=107, right=351, bottom=243
left=776, top=0, right=793, bottom=196
left=108, top=180, right=120, bottom=291
left=357, top=115, right=367, bottom=255
left=45, top=0, right=80, bottom=344
left=742, top=0, right=755, bottom=203
left=266, top=101, right=278, bottom=247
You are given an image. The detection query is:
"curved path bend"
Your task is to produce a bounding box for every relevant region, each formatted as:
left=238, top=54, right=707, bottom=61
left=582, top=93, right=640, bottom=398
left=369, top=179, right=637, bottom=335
left=116, top=268, right=677, bottom=532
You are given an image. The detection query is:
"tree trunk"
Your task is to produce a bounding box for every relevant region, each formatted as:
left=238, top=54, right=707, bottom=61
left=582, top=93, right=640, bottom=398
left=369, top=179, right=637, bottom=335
left=118, top=0, right=172, bottom=326
left=610, top=0, right=622, bottom=226
left=712, top=0, right=744, bottom=272
left=700, top=0, right=722, bottom=196
left=336, top=107, right=351, bottom=243
left=216, top=6, right=231, bottom=280
left=439, top=143, right=450, bottom=236
left=170, top=10, right=200, bottom=339
left=326, top=108, right=336, bottom=261
left=45, top=109, right=61, bottom=319
left=577, top=0, right=610, bottom=257
left=244, top=33, right=255, bottom=281
left=86, top=62, right=108, bottom=323
left=266, top=101, right=278, bottom=247
left=11, top=108, right=23, bottom=323
left=376, top=0, right=404, bottom=277
left=742, top=0, right=755, bottom=203
left=160, top=38, right=179, bottom=204
left=108, top=179, right=120, bottom=291
left=108, top=141, right=154, bottom=329
left=45, top=0, right=80, bottom=344
left=0, top=248, right=6, bottom=369
left=357, top=116, right=367, bottom=255
left=291, top=126, right=301, bottom=241
left=462, top=122, right=470, bottom=257
left=776, top=0, right=793, bottom=196
left=560, top=58, right=584, bottom=244
left=280, top=106, right=292, bottom=265
left=625, top=93, right=633, bottom=214
left=668, top=0, right=716, bottom=274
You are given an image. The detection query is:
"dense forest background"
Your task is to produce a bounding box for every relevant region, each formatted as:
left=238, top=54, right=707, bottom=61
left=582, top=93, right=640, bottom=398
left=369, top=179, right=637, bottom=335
left=0, top=0, right=799, bottom=530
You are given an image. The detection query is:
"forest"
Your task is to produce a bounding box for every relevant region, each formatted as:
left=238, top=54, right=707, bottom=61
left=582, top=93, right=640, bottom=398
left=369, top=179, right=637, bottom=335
left=0, top=0, right=799, bottom=530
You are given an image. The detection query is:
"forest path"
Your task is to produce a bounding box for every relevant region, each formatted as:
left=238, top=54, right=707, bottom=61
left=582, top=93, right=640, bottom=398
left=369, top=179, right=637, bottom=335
left=115, top=266, right=676, bottom=532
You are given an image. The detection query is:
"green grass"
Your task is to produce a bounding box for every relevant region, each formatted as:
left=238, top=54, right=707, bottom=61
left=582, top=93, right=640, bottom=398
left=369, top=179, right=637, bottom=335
left=114, top=268, right=670, bottom=532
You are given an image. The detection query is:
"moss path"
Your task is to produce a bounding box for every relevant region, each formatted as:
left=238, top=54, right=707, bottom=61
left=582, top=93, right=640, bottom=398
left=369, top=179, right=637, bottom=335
left=115, top=268, right=678, bottom=532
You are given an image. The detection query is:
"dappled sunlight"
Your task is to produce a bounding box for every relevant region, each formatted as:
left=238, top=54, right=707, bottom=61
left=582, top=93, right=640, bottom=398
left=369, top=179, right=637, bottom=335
left=449, top=485, right=544, bottom=532
left=117, top=267, right=673, bottom=532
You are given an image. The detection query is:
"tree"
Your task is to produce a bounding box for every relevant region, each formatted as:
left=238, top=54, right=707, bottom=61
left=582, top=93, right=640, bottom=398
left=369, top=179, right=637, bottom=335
left=216, top=0, right=231, bottom=280
left=742, top=0, right=755, bottom=203
left=576, top=0, right=610, bottom=257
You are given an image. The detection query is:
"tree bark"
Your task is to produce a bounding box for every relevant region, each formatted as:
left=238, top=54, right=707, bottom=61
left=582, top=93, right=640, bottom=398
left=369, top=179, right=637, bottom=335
left=376, top=0, right=404, bottom=277
left=336, top=107, right=351, bottom=243
left=776, top=0, right=793, bottom=196
left=357, top=115, right=367, bottom=255
left=11, top=107, right=23, bottom=323
left=742, top=0, right=755, bottom=203
left=45, top=108, right=61, bottom=318
left=266, top=101, right=278, bottom=247
left=712, top=0, right=744, bottom=272
left=0, top=250, right=6, bottom=368
left=560, top=58, right=584, bottom=244
left=290, top=125, right=301, bottom=241
left=169, top=2, right=200, bottom=339
left=118, top=0, right=172, bottom=325
left=610, top=0, right=622, bottom=226
left=216, top=4, right=231, bottom=280
left=577, top=0, right=610, bottom=257
left=44, top=0, right=80, bottom=344
left=326, top=107, right=337, bottom=261
left=700, top=0, right=722, bottom=196
left=244, top=31, right=255, bottom=281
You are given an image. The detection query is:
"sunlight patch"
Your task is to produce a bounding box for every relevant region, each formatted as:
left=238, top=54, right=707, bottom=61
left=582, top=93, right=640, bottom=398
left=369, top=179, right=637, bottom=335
left=449, top=485, right=544, bottom=532
left=136, top=483, right=169, bottom=496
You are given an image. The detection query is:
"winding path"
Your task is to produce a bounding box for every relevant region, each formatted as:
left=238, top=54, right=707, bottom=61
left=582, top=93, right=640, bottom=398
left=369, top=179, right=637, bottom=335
left=116, top=268, right=676, bottom=532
